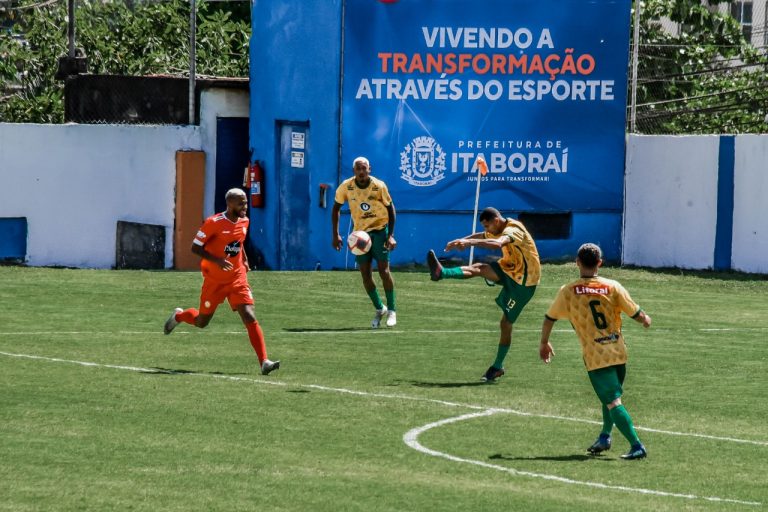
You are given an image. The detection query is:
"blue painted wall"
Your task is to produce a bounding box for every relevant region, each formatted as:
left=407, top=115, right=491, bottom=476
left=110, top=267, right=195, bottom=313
left=249, top=0, right=344, bottom=270
left=249, top=0, right=623, bottom=270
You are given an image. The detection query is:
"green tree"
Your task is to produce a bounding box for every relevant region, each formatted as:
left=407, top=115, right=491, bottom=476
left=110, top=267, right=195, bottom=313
left=633, top=0, right=768, bottom=133
left=0, top=0, right=250, bottom=123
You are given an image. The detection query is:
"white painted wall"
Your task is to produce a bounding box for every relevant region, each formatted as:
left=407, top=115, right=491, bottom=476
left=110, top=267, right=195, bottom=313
left=623, top=135, right=720, bottom=269
left=732, top=135, right=768, bottom=273
left=0, top=123, right=201, bottom=268
left=2, top=121, right=765, bottom=272
left=199, top=88, right=249, bottom=216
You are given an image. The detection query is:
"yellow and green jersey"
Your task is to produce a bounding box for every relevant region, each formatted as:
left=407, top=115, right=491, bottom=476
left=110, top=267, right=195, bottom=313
left=485, top=218, right=541, bottom=286
left=546, top=276, right=641, bottom=371
left=334, top=176, right=392, bottom=232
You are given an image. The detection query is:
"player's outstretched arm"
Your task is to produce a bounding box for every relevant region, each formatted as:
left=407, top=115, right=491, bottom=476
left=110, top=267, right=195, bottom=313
left=634, top=310, right=652, bottom=328
left=539, top=317, right=557, bottom=364
left=331, top=202, right=343, bottom=250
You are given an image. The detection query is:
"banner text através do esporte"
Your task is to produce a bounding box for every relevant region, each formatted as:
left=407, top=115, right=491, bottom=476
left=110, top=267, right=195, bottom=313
left=341, top=0, right=631, bottom=212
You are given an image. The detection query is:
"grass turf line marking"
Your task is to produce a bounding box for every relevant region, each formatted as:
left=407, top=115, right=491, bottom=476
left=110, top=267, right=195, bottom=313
left=2, top=351, right=765, bottom=505
left=2, top=326, right=768, bottom=336
left=2, top=350, right=767, bottom=449
left=403, top=410, right=762, bottom=507
left=0, top=352, right=768, bottom=506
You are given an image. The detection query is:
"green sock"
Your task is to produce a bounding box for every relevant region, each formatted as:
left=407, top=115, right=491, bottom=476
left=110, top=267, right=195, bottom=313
left=492, top=344, right=510, bottom=369
left=601, top=404, right=614, bottom=436
left=442, top=267, right=464, bottom=279
left=367, top=288, right=384, bottom=310
left=609, top=405, right=641, bottom=446
left=385, top=289, right=396, bottom=311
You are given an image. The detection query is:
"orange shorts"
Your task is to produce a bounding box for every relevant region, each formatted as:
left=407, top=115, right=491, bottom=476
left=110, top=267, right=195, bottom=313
left=199, top=275, right=253, bottom=315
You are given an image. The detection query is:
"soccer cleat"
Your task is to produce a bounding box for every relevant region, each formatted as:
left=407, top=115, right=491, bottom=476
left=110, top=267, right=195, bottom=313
left=426, top=250, right=443, bottom=281
left=163, top=307, right=183, bottom=335
left=620, top=443, right=647, bottom=460
left=385, top=310, right=397, bottom=327
left=481, top=366, right=505, bottom=382
left=261, top=359, right=280, bottom=376
left=371, top=305, right=388, bottom=329
left=587, top=435, right=612, bottom=455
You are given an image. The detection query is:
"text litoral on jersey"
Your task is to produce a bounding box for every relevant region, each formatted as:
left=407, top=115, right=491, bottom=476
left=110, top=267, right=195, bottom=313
left=193, top=213, right=249, bottom=283
left=546, top=276, right=641, bottom=371
left=334, top=176, right=392, bottom=232
left=484, top=218, right=541, bottom=286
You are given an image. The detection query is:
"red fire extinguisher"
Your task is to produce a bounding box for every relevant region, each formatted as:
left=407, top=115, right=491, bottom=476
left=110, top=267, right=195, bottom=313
left=244, top=160, right=264, bottom=208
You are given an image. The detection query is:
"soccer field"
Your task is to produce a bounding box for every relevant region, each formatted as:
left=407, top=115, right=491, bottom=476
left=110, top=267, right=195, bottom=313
left=1, top=265, right=766, bottom=511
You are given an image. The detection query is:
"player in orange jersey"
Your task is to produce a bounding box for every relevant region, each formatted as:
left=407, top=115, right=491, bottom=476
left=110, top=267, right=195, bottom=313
left=163, top=188, right=279, bottom=375
left=539, top=243, right=651, bottom=460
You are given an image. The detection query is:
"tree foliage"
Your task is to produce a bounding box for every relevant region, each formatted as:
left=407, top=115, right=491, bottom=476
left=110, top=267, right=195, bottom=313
left=633, top=0, right=768, bottom=133
left=0, top=0, right=250, bottom=123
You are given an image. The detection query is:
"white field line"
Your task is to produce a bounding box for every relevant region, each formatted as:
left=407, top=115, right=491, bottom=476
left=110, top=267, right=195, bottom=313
left=2, top=350, right=766, bottom=449
left=2, top=350, right=765, bottom=505
left=403, top=410, right=762, bottom=507
left=1, top=326, right=767, bottom=336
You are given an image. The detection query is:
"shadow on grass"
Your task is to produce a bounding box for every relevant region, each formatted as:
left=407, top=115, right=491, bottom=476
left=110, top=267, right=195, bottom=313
left=283, top=327, right=372, bottom=332
left=489, top=453, right=612, bottom=462
left=140, top=367, right=246, bottom=376
left=410, top=380, right=490, bottom=388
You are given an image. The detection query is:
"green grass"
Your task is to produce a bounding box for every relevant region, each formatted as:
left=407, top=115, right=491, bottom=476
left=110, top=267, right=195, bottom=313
left=1, top=264, right=766, bottom=511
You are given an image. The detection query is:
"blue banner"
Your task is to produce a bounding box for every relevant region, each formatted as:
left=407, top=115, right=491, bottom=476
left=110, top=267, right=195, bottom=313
left=342, top=0, right=631, bottom=212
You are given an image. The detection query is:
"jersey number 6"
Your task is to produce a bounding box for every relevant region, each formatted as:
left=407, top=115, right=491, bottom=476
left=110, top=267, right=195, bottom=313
left=588, top=300, right=608, bottom=329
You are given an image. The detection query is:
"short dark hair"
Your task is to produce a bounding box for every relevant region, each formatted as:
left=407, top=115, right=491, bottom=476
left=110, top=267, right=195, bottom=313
left=479, top=207, right=502, bottom=222
left=577, top=243, right=602, bottom=268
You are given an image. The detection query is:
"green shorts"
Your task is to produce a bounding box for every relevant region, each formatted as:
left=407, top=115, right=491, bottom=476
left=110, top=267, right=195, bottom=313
left=489, top=261, right=536, bottom=323
left=587, top=364, right=626, bottom=405
left=355, top=226, right=390, bottom=264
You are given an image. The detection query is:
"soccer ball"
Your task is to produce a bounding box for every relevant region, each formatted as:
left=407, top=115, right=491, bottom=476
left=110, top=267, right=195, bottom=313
left=347, top=230, right=372, bottom=255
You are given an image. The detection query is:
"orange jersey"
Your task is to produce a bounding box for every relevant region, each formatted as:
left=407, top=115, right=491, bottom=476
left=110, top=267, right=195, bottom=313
left=193, top=212, right=249, bottom=283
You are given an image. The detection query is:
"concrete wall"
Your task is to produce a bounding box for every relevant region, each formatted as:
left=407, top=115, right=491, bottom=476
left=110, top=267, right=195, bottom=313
left=248, top=0, right=625, bottom=270
left=2, top=124, right=766, bottom=272
left=0, top=123, right=201, bottom=268
left=199, top=88, right=249, bottom=215
left=249, top=0, right=343, bottom=270
left=623, top=134, right=768, bottom=273
left=732, top=135, right=768, bottom=273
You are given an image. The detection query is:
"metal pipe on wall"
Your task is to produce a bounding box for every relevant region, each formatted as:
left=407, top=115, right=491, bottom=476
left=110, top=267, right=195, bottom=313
left=629, top=0, right=642, bottom=133
left=189, top=0, right=196, bottom=125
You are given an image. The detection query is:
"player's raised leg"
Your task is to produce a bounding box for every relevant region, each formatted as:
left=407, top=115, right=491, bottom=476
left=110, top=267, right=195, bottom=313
left=426, top=250, right=463, bottom=280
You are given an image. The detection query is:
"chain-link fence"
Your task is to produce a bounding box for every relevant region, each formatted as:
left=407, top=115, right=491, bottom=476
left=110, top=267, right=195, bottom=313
left=2, top=0, right=767, bottom=131
left=0, top=0, right=249, bottom=124
left=629, top=0, right=768, bottom=134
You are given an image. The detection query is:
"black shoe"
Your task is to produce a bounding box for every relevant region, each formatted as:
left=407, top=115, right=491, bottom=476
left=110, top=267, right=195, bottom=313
left=481, top=366, right=505, bottom=382
left=620, top=443, right=647, bottom=460
left=427, top=250, right=443, bottom=281
left=587, top=435, right=612, bottom=455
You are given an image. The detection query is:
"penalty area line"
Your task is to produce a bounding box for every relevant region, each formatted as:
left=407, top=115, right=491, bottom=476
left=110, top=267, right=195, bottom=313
left=403, top=410, right=762, bottom=507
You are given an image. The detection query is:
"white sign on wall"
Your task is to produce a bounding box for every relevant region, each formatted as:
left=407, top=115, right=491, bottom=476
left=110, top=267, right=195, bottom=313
left=291, top=151, right=305, bottom=168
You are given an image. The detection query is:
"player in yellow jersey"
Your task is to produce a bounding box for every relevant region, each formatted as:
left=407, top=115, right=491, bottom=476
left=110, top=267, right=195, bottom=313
left=332, top=156, right=397, bottom=328
left=426, top=207, right=541, bottom=382
left=539, top=243, right=652, bottom=460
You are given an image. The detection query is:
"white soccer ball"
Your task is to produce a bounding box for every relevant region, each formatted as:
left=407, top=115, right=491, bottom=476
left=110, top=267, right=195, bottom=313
left=347, top=230, right=372, bottom=255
